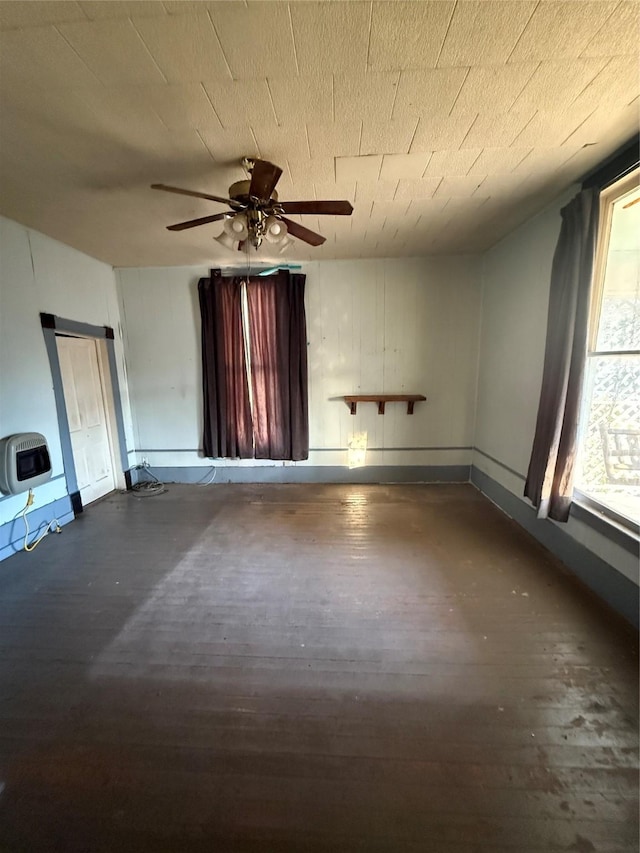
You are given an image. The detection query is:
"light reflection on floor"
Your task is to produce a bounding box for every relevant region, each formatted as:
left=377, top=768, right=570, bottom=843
left=90, top=490, right=479, bottom=695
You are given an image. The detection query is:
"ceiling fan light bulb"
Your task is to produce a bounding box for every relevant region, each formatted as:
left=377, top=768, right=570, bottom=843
left=265, top=215, right=287, bottom=244
left=214, top=231, right=238, bottom=252
left=278, top=235, right=295, bottom=254
left=224, top=213, right=249, bottom=240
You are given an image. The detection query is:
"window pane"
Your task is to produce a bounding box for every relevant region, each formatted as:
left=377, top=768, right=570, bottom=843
left=595, top=185, right=640, bottom=352
left=576, top=354, right=640, bottom=525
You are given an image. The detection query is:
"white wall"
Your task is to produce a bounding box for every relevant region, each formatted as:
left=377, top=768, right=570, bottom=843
left=117, top=256, right=482, bottom=472
left=2, top=206, right=635, bottom=603
left=0, top=215, right=134, bottom=536
left=474, top=192, right=639, bottom=587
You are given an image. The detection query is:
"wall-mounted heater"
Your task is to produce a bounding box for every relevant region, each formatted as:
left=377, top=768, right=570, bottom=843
left=0, top=433, right=52, bottom=495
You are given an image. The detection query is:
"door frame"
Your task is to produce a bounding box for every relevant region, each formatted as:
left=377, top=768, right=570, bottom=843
left=41, top=314, right=131, bottom=515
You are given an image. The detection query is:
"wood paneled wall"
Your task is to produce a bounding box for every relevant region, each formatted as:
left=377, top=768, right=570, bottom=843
left=117, top=256, right=482, bottom=471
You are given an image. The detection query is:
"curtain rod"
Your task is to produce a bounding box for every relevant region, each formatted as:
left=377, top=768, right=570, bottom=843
left=581, top=134, right=639, bottom=191
left=217, top=265, right=302, bottom=277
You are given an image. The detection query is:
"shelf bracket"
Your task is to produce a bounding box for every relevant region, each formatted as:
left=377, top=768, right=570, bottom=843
left=343, top=394, right=426, bottom=416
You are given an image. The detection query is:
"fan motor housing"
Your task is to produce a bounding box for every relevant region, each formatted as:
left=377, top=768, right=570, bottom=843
left=229, top=180, right=278, bottom=203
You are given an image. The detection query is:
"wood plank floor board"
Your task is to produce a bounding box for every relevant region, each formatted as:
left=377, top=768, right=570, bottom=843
left=3, top=737, right=636, bottom=793
left=0, top=484, right=637, bottom=852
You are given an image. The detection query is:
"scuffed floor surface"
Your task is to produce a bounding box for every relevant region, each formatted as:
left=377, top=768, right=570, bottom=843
left=0, top=484, right=637, bottom=852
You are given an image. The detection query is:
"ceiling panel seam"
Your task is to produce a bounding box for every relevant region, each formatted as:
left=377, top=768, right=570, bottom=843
left=199, top=82, right=225, bottom=130
left=205, top=8, right=234, bottom=81
left=446, top=66, right=471, bottom=118
left=504, top=0, right=542, bottom=65
left=286, top=3, right=300, bottom=76
left=51, top=23, right=103, bottom=86
left=364, top=0, right=373, bottom=69
left=129, top=17, right=169, bottom=84
left=433, top=0, right=458, bottom=69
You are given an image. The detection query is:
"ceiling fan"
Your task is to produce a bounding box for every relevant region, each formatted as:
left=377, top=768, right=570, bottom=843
left=151, top=157, right=353, bottom=252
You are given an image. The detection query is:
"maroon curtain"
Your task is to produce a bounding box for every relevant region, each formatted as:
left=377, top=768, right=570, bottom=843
left=198, top=270, right=253, bottom=458
left=524, top=188, right=600, bottom=522
left=246, top=271, right=309, bottom=461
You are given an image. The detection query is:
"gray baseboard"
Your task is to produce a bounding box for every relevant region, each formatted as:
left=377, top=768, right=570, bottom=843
left=471, top=466, right=639, bottom=628
left=135, top=464, right=471, bottom=486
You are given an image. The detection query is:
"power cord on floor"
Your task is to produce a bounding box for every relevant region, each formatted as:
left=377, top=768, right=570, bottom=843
left=21, top=489, right=62, bottom=552
left=127, top=463, right=218, bottom=493
left=131, top=463, right=166, bottom=496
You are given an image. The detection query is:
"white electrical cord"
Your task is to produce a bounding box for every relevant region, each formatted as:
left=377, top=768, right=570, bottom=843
left=131, top=464, right=166, bottom=496
left=20, top=489, right=61, bottom=552
left=132, top=480, right=165, bottom=496
left=196, top=467, right=218, bottom=485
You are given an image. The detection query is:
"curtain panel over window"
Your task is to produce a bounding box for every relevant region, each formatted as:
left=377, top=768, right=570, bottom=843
left=198, top=271, right=253, bottom=458
left=524, top=188, right=600, bottom=522
left=198, top=269, right=309, bottom=462
left=247, top=271, right=309, bottom=461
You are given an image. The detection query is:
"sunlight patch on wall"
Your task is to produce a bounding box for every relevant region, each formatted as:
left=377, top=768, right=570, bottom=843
left=348, top=431, right=368, bottom=469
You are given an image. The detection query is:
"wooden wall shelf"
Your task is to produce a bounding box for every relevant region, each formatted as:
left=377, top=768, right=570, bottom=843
left=344, top=394, right=427, bottom=415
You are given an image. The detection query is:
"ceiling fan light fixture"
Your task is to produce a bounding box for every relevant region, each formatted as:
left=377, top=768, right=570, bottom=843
left=224, top=212, right=249, bottom=240
left=214, top=231, right=238, bottom=252
left=264, top=215, right=287, bottom=244
left=154, top=158, right=353, bottom=250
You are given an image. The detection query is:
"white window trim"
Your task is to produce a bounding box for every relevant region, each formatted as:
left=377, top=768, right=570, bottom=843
left=575, top=168, right=640, bottom=533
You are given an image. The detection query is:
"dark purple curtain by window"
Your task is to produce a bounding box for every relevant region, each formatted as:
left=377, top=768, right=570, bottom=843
left=246, top=271, right=309, bottom=461
left=198, top=270, right=253, bottom=458
left=524, top=188, right=600, bottom=522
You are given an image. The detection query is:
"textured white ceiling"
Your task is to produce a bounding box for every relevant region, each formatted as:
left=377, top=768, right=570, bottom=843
left=0, top=0, right=638, bottom=267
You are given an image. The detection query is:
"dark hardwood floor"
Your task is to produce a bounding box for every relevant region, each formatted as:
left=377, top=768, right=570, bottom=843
left=0, top=484, right=637, bottom=852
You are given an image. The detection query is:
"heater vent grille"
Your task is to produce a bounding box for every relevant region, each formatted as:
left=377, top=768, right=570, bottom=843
left=0, top=432, right=52, bottom=495
left=16, top=436, right=46, bottom=453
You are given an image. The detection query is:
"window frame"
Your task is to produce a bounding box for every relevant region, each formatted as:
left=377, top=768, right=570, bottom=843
left=574, top=167, right=640, bottom=532
left=586, top=170, right=639, bottom=355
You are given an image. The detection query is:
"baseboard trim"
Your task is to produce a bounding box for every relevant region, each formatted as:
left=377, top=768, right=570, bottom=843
left=0, top=495, right=74, bottom=562
left=135, top=465, right=471, bottom=486
left=471, top=465, right=639, bottom=628
left=70, top=490, right=83, bottom=516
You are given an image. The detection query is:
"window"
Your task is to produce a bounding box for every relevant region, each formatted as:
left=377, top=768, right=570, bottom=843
left=575, top=169, right=640, bottom=528
left=198, top=269, right=309, bottom=462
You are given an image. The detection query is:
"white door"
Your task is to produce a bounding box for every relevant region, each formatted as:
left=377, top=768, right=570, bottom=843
left=57, top=336, right=116, bottom=505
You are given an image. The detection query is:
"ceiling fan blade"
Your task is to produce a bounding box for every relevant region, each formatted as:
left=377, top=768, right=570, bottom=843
left=279, top=200, right=353, bottom=216
left=151, top=183, right=244, bottom=209
left=166, top=213, right=229, bottom=231
left=249, top=159, right=282, bottom=202
left=280, top=217, right=326, bottom=247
